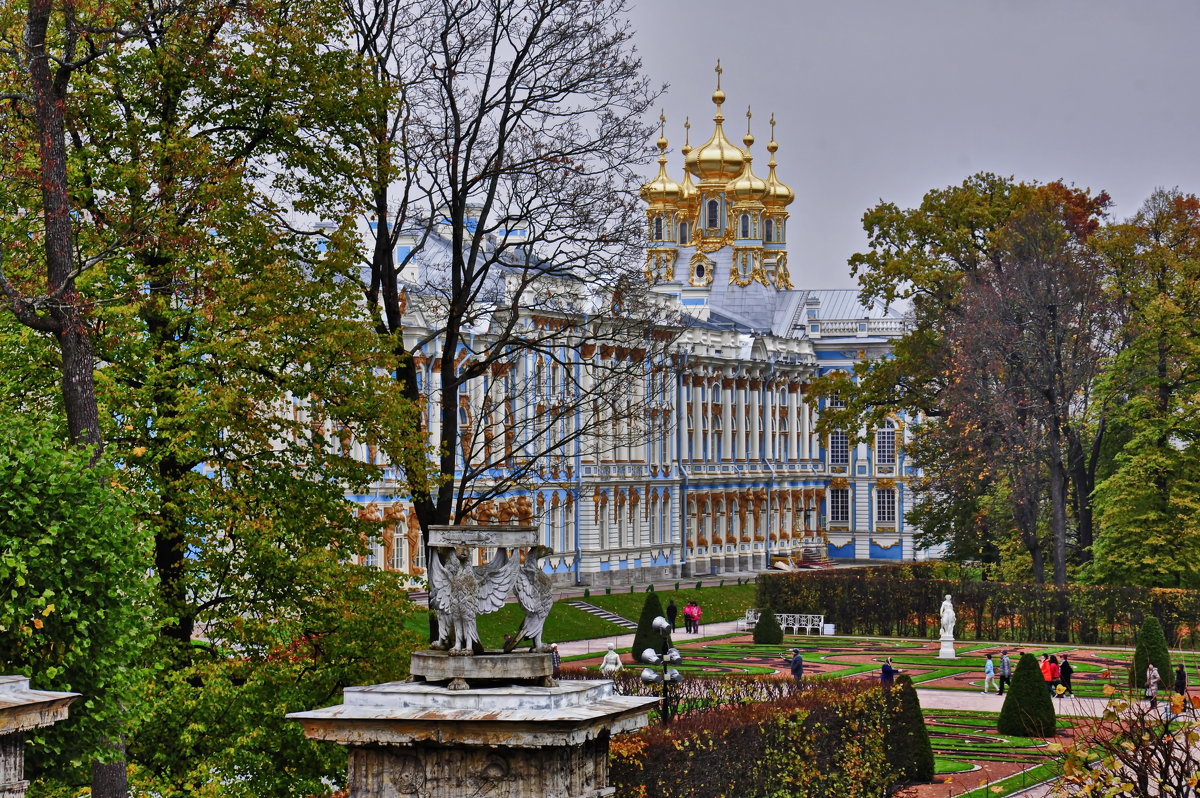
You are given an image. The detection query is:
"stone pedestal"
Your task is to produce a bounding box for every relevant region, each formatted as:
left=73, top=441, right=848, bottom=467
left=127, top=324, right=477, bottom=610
left=0, top=677, right=79, bottom=798
left=289, top=670, right=657, bottom=798
left=410, top=651, right=553, bottom=691
left=938, top=634, right=957, bottom=659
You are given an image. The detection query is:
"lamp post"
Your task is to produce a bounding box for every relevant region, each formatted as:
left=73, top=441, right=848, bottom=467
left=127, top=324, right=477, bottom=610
left=639, top=615, right=683, bottom=724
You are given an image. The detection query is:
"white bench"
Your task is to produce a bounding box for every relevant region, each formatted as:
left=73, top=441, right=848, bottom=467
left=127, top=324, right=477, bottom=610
left=736, top=609, right=761, bottom=631
left=737, top=610, right=824, bottom=635
left=778, top=613, right=825, bottom=635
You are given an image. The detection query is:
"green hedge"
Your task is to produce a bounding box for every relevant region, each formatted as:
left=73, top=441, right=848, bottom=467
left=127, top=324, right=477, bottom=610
left=758, top=567, right=1200, bottom=645
left=609, top=681, right=898, bottom=797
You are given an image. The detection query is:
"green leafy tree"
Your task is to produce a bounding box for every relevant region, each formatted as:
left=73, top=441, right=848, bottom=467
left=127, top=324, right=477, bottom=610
left=632, top=591, right=668, bottom=661
left=815, top=176, right=1114, bottom=585
left=1133, top=615, right=1171, bottom=690
left=753, top=609, right=783, bottom=645
left=0, top=413, right=153, bottom=786
left=997, top=653, right=1056, bottom=737
left=885, top=674, right=934, bottom=783
left=1089, top=190, right=1200, bottom=588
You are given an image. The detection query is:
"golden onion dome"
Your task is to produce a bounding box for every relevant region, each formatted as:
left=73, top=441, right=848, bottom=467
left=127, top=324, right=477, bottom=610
left=677, top=117, right=699, bottom=209
left=684, top=61, right=745, bottom=183
left=726, top=108, right=768, bottom=203
left=639, top=113, right=682, bottom=205
left=763, top=113, right=795, bottom=208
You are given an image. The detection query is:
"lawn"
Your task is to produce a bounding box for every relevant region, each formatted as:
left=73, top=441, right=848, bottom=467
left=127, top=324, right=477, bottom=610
left=583, top=582, right=757, bottom=625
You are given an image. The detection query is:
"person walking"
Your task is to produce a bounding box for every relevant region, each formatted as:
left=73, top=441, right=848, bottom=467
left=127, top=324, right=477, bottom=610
left=1175, top=663, right=1188, bottom=698
left=982, top=654, right=997, bottom=694
left=692, top=602, right=703, bottom=634
left=1059, top=654, right=1074, bottom=697
left=998, top=650, right=1013, bottom=696
left=1049, top=655, right=1062, bottom=697
left=881, top=657, right=901, bottom=688
left=1146, top=663, right=1161, bottom=709
left=683, top=601, right=696, bottom=634
left=666, top=599, right=678, bottom=632
left=1041, top=654, right=1054, bottom=694
left=550, top=643, right=561, bottom=678
left=786, top=648, right=804, bottom=682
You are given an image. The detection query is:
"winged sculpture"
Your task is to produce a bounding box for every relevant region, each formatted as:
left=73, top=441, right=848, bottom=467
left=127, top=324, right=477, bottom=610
left=504, top=545, right=554, bottom=652
left=428, top=546, right=518, bottom=655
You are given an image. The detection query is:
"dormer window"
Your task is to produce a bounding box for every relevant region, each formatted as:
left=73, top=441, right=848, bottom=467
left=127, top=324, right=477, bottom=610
left=765, top=218, right=774, bottom=242
left=740, top=214, right=749, bottom=238
left=678, top=221, right=690, bottom=245
left=653, top=217, right=663, bottom=241
left=706, top=199, right=719, bottom=229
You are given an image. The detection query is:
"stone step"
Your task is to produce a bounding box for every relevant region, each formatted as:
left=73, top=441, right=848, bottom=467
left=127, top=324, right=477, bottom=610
left=566, top=601, right=638, bottom=630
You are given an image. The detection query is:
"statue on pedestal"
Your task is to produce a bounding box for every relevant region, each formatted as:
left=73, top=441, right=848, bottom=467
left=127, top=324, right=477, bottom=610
left=939, top=594, right=956, bottom=639
left=428, top=546, right=518, bottom=655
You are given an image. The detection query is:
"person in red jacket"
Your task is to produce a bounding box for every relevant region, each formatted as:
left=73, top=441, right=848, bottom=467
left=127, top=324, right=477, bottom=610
left=1040, top=654, right=1054, bottom=694
left=1049, top=655, right=1062, bottom=697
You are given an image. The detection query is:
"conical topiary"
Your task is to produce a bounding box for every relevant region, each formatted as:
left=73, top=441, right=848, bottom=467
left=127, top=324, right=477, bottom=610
left=631, top=590, right=668, bottom=662
left=997, top=652, right=1056, bottom=737
left=1133, top=615, right=1171, bottom=690
left=753, top=608, right=783, bottom=645
left=886, top=674, right=935, bottom=782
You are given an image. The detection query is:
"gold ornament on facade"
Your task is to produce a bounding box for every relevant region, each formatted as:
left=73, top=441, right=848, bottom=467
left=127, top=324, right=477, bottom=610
left=773, top=252, right=793, bottom=289
left=830, top=477, right=849, bottom=490
left=762, top=113, right=795, bottom=209
left=639, top=111, right=682, bottom=207
left=689, top=252, right=714, bottom=286
left=684, top=61, right=745, bottom=184
left=876, top=478, right=897, bottom=490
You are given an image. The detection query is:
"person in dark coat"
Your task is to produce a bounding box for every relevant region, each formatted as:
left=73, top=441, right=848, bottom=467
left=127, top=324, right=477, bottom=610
left=881, top=657, right=901, bottom=688
left=666, top=599, right=678, bottom=631
left=998, top=650, right=1013, bottom=695
left=550, top=643, right=561, bottom=678
left=1059, top=654, right=1074, bottom=697
left=786, top=648, right=804, bottom=682
left=1175, top=664, right=1188, bottom=697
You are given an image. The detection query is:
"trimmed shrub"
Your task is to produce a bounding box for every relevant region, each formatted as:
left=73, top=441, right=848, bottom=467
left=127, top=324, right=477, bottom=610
left=753, top=609, right=783, bottom=645
left=609, top=681, right=896, bottom=798
left=998, top=653, right=1056, bottom=737
left=886, top=675, right=935, bottom=783
left=631, top=591, right=667, bottom=661
left=1134, top=615, right=1171, bottom=689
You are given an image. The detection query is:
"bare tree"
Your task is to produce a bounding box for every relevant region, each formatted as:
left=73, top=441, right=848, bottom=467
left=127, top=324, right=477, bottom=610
left=334, top=0, right=670, bottom=535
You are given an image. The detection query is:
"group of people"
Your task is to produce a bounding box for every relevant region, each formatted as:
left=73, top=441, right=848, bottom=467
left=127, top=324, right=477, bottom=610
left=665, top=599, right=704, bottom=634
left=1142, top=662, right=1190, bottom=710
left=1036, top=653, right=1074, bottom=697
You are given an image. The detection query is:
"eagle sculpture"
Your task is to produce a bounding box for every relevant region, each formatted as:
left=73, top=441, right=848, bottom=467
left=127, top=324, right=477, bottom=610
left=428, top=546, right=518, bottom=655
left=504, top=545, right=554, bottom=653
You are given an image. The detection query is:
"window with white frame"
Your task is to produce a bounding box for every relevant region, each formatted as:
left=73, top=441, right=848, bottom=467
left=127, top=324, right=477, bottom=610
left=828, top=431, right=849, bottom=465
left=876, top=419, right=896, bottom=464
left=829, top=488, right=849, bottom=523
left=390, top=537, right=404, bottom=571
left=876, top=488, right=896, bottom=524
left=678, top=221, right=690, bottom=244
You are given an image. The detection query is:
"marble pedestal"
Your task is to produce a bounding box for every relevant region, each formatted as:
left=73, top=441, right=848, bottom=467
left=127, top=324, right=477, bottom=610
left=289, top=659, right=658, bottom=798
left=0, top=677, right=78, bottom=798
left=938, top=634, right=957, bottom=659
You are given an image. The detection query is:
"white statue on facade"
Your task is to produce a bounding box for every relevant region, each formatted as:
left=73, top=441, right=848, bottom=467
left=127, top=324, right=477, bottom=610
left=939, top=594, right=956, bottom=638
left=600, top=644, right=624, bottom=677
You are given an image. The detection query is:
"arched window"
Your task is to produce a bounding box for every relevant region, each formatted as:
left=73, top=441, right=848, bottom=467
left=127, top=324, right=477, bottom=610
left=706, top=199, right=719, bottom=229
left=653, top=217, right=663, bottom=241
left=678, top=221, right=689, bottom=245
left=765, top=218, right=774, bottom=242
left=740, top=214, right=749, bottom=238
left=696, top=262, right=705, bottom=280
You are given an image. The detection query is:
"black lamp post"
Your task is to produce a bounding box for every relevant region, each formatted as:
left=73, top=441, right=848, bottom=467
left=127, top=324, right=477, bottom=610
left=639, top=615, right=683, bottom=723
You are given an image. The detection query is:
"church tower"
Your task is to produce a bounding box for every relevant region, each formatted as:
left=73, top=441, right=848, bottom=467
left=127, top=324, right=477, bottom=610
left=641, top=62, right=795, bottom=321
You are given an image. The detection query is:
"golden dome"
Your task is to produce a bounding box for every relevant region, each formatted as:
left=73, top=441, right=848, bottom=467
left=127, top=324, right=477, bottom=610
left=684, top=61, right=745, bottom=183
left=677, top=117, right=699, bottom=209
left=763, top=113, right=795, bottom=208
left=639, top=112, right=682, bottom=206
left=726, top=107, right=768, bottom=203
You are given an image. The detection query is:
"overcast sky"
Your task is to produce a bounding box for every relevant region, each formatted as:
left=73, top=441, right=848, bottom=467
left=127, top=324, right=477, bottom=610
left=630, top=0, right=1200, bottom=290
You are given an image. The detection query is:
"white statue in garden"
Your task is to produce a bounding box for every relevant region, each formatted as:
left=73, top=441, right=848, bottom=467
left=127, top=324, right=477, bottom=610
left=939, top=594, right=956, bottom=638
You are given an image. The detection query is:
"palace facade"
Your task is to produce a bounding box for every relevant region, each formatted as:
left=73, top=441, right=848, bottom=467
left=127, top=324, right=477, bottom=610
left=352, top=72, right=935, bottom=586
